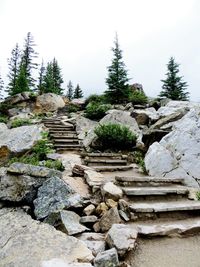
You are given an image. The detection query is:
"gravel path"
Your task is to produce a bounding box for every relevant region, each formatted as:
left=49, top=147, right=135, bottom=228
left=127, top=235, right=200, bottom=267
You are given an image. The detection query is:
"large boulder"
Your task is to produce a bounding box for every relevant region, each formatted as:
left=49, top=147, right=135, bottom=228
left=0, top=124, right=42, bottom=162
left=145, top=108, right=200, bottom=187
left=34, top=176, right=83, bottom=219
left=76, top=115, right=98, bottom=140
left=0, top=208, right=93, bottom=267
left=35, top=93, right=65, bottom=113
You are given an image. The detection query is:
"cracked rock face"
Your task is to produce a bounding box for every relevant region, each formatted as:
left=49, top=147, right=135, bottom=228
left=145, top=108, right=200, bottom=187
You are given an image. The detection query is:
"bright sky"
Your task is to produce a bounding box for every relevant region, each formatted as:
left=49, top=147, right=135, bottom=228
left=0, top=0, right=199, bottom=100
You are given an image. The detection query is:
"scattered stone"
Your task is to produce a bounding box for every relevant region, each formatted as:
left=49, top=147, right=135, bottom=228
left=99, top=207, right=121, bottom=232
left=60, top=210, right=89, bottom=235
left=35, top=93, right=65, bottom=112
left=7, top=162, right=62, bottom=178
left=83, top=204, right=96, bottom=216
left=102, top=182, right=123, bottom=201
left=96, top=202, right=109, bottom=216
left=34, top=176, right=83, bottom=219
left=119, top=210, right=130, bottom=222
left=93, top=221, right=101, bottom=232
left=94, top=248, right=119, bottom=267
left=72, top=164, right=91, bottom=176
left=188, top=188, right=199, bottom=200
left=80, top=215, right=98, bottom=224
left=0, top=208, right=93, bottom=267
left=78, top=232, right=106, bottom=256
left=106, top=224, right=138, bottom=257
left=84, top=169, right=104, bottom=188
left=106, top=199, right=118, bottom=208
left=118, top=199, right=130, bottom=212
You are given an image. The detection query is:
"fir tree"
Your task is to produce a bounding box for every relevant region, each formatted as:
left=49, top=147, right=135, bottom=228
left=38, top=60, right=45, bottom=94
left=20, top=32, right=38, bottom=89
left=14, top=63, right=29, bottom=95
left=0, top=72, right=4, bottom=99
left=66, top=80, right=74, bottom=100
left=105, top=34, right=130, bottom=104
left=7, top=43, right=20, bottom=95
left=73, top=84, right=83, bottom=98
left=43, top=58, right=63, bottom=94
left=159, top=57, right=189, bottom=100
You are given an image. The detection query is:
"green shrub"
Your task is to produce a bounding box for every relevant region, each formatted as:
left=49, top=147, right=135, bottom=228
left=8, top=155, right=40, bottom=166
left=32, top=132, right=54, bottom=160
left=196, top=191, right=200, bottom=200
left=11, top=118, right=32, bottom=128
left=0, top=102, right=14, bottom=115
left=67, top=104, right=80, bottom=113
left=85, top=103, right=111, bottom=120
left=0, top=115, right=8, bottom=123
left=44, top=159, right=65, bottom=171
left=94, top=123, right=136, bottom=151
left=133, top=151, right=147, bottom=173
left=129, top=91, right=148, bottom=105
left=85, top=94, right=106, bottom=106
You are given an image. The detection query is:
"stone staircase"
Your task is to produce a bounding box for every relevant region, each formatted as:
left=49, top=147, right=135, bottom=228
left=43, top=117, right=82, bottom=152
left=81, top=152, right=134, bottom=172
left=115, top=175, right=200, bottom=222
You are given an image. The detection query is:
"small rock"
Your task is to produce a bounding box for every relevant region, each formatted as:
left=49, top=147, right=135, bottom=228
left=99, top=207, right=121, bottom=232
left=188, top=188, right=199, bottom=200
left=106, top=199, right=118, bottom=208
left=72, top=164, right=91, bottom=176
left=119, top=210, right=130, bottom=222
left=96, top=202, right=109, bottom=216
left=83, top=204, right=96, bottom=216
left=94, top=248, right=119, bottom=267
left=118, top=199, right=129, bottom=211
left=102, top=182, right=123, bottom=201
left=106, top=224, right=138, bottom=257
left=93, top=222, right=100, bottom=232
left=80, top=215, right=98, bottom=225
left=84, top=169, right=104, bottom=187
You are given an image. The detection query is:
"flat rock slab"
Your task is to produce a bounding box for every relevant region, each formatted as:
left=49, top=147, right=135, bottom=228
left=84, top=169, right=104, bottom=187
left=0, top=208, right=93, bottom=267
left=78, top=233, right=106, bottom=256
left=115, top=176, right=184, bottom=184
left=122, top=186, right=188, bottom=196
left=93, top=165, right=133, bottom=172
left=134, top=217, right=200, bottom=237
left=130, top=200, right=200, bottom=213
left=106, top=224, right=138, bottom=257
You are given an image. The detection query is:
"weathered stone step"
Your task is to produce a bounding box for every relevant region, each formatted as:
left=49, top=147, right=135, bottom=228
left=115, top=176, right=185, bottom=186
left=47, top=126, right=74, bottom=130
left=51, top=134, right=78, bottom=139
left=129, top=200, right=200, bottom=213
left=122, top=186, right=188, bottom=196
left=49, top=130, right=77, bottom=134
left=132, top=217, right=200, bottom=237
left=54, top=144, right=81, bottom=148
left=81, top=152, right=127, bottom=159
left=85, top=159, right=127, bottom=166
left=54, top=139, right=79, bottom=143
left=93, top=165, right=133, bottom=172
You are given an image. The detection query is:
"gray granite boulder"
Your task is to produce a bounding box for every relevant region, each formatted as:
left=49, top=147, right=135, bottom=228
left=34, top=176, right=83, bottom=219
left=99, top=207, right=121, bottom=232
left=0, top=208, right=93, bottom=267
left=94, top=248, right=119, bottom=267
left=35, top=93, right=65, bottom=112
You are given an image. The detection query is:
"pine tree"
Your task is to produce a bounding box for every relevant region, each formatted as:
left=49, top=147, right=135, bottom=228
left=7, top=43, right=20, bottom=95
left=159, top=57, right=189, bottom=100
left=0, top=72, right=4, bottom=99
left=105, top=34, right=130, bottom=104
left=73, top=84, right=83, bottom=98
left=43, top=58, right=63, bottom=95
left=20, top=32, right=38, bottom=89
left=14, top=63, right=29, bottom=95
left=66, top=80, right=74, bottom=100
left=38, top=60, right=45, bottom=94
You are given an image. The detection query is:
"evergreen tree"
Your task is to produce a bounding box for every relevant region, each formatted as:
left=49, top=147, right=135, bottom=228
left=38, top=60, right=45, bottom=94
left=0, top=72, right=4, bottom=99
left=7, top=43, right=20, bottom=95
left=20, top=32, right=38, bottom=89
left=105, top=34, right=130, bottom=104
left=14, top=63, right=29, bottom=95
left=66, top=80, right=74, bottom=100
left=73, top=84, right=83, bottom=98
left=159, top=57, right=189, bottom=100
left=43, top=58, right=63, bottom=94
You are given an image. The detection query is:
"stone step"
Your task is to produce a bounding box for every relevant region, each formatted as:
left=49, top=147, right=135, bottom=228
left=81, top=152, right=126, bottom=159
left=54, top=139, right=79, bottom=143
left=115, top=176, right=185, bottom=186
left=54, top=144, right=81, bottom=148
left=51, top=134, right=78, bottom=139
left=129, top=200, right=200, bottom=213
left=93, top=165, right=133, bottom=172
left=122, top=186, right=188, bottom=196
left=56, top=147, right=82, bottom=152
left=49, top=130, right=77, bottom=134
left=85, top=159, right=127, bottom=166
left=131, top=217, right=200, bottom=237
left=47, top=126, right=75, bottom=130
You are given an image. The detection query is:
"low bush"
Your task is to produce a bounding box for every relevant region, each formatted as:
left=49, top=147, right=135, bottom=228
left=85, top=94, right=106, bottom=106
left=85, top=102, right=111, bottom=120
left=44, top=159, right=65, bottom=171
left=94, top=123, right=137, bottom=151
left=196, top=191, right=200, bottom=201
left=0, top=115, right=8, bottom=123
left=10, top=118, right=32, bottom=128
left=67, top=104, right=80, bottom=113
left=129, top=91, right=148, bottom=105
left=132, top=150, right=147, bottom=173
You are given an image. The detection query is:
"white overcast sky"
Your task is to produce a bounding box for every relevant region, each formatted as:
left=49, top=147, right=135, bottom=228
left=0, top=0, right=199, bottom=100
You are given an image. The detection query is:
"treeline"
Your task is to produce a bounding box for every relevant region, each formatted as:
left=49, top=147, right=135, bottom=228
left=0, top=32, right=83, bottom=98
